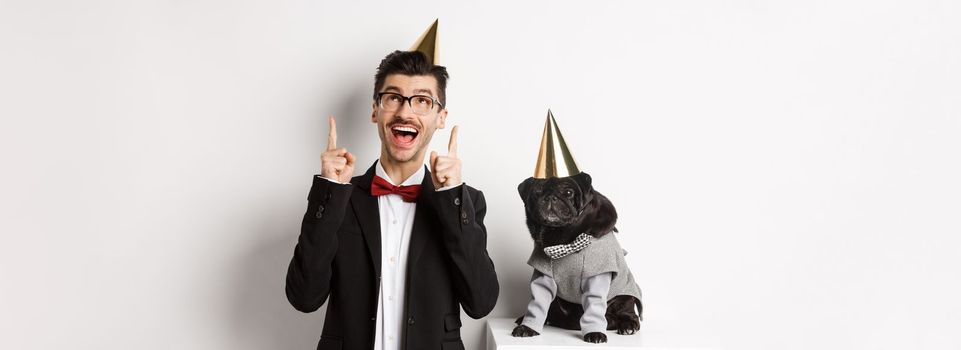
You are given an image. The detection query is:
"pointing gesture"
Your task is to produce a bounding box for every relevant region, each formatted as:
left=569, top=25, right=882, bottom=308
left=430, top=125, right=462, bottom=189
left=321, top=116, right=356, bottom=183
left=327, top=115, right=337, bottom=151
left=447, top=125, right=458, bottom=158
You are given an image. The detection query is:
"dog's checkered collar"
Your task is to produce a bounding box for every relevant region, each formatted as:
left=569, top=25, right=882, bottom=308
left=542, top=233, right=592, bottom=260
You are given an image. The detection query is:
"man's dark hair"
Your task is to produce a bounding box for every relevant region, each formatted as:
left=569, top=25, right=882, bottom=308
left=373, top=50, right=449, bottom=107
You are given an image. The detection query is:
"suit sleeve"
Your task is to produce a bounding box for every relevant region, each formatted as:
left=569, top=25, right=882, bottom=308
left=425, top=184, right=500, bottom=318
left=284, top=175, right=353, bottom=313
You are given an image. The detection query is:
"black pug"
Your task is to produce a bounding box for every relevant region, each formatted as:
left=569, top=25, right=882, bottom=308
left=511, top=172, right=642, bottom=343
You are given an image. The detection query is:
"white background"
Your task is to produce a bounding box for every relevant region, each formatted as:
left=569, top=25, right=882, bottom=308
left=2, top=0, right=960, bottom=349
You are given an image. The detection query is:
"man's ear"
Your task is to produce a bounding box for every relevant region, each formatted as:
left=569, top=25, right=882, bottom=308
left=371, top=103, right=378, bottom=124
left=437, top=108, right=448, bottom=129
left=517, top=177, right=535, bottom=200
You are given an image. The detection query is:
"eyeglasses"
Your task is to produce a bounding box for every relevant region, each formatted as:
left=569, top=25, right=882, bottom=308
left=376, top=92, right=443, bottom=115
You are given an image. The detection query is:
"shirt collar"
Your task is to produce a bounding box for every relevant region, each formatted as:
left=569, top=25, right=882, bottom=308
left=375, top=159, right=425, bottom=187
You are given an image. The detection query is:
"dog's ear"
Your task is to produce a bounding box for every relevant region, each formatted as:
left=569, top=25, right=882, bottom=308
left=572, top=172, right=592, bottom=190
left=582, top=191, right=618, bottom=237
left=517, top=177, right=535, bottom=200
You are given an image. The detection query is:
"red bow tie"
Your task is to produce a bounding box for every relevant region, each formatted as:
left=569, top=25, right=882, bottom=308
left=370, top=176, right=422, bottom=203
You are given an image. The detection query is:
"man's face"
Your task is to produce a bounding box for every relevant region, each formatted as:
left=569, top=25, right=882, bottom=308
left=371, top=74, right=448, bottom=164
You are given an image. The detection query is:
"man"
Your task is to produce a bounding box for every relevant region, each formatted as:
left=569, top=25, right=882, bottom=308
left=285, top=49, right=499, bottom=350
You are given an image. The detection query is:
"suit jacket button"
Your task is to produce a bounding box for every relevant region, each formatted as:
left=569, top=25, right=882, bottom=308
left=408, top=317, right=415, bottom=325
left=453, top=197, right=460, bottom=206
left=371, top=317, right=376, bottom=321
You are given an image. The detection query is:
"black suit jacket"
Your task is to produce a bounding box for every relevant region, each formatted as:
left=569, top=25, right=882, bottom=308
left=285, top=162, right=499, bottom=350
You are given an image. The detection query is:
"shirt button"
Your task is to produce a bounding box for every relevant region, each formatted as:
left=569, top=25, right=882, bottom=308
left=462, top=218, right=469, bottom=225
left=453, top=197, right=460, bottom=206
left=388, top=295, right=393, bottom=301
left=392, top=219, right=397, bottom=225
left=460, top=211, right=468, bottom=219
left=408, top=317, right=415, bottom=325
left=388, top=336, right=394, bottom=341
left=315, top=211, right=323, bottom=219
left=389, top=256, right=396, bottom=263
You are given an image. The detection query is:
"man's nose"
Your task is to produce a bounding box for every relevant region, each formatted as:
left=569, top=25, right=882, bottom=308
left=394, top=99, right=418, bottom=119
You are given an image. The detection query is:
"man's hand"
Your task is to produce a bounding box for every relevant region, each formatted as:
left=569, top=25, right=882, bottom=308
left=430, top=125, right=462, bottom=189
left=320, top=116, right=355, bottom=183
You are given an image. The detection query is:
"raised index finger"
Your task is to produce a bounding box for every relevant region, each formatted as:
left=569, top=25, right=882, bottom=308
left=447, top=125, right=458, bottom=157
left=327, top=116, right=337, bottom=151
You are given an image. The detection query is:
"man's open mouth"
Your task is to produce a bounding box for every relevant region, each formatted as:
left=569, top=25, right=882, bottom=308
left=390, top=125, right=419, bottom=148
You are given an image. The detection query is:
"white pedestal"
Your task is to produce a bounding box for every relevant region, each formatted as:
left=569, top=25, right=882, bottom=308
left=485, top=318, right=719, bottom=350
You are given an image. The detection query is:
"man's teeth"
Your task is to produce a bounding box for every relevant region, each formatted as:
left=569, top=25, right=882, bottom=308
left=393, top=126, right=418, bottom=134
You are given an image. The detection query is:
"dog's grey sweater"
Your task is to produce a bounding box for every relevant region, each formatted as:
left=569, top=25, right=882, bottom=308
left=528, top=232, right=642, bottom=303
left=521, top=271, right=612, bottom=335
left=521, top=232, right=642, bottom=335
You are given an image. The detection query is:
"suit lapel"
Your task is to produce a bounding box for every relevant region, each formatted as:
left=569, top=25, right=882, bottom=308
left=406, top=166, right=435, bottom=277
left=351, top=163, right=382, bottom=278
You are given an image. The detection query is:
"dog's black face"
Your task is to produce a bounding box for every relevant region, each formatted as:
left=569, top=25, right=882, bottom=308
left=518, top=172, right=618, bottom=247
left=520, top=174, right=590, bottom=228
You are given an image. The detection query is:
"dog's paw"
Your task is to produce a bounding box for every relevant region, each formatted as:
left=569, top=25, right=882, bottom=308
left=613, top=315, right=640, bottom=335
left=583, top=332, right=607, bottom=343
left=511, top=325, right=540, bottom=337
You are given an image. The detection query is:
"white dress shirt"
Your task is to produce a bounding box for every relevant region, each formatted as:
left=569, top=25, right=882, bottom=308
left=321, top=160, right=458, bottom=350
left=372, top=161, right=420, bottom=350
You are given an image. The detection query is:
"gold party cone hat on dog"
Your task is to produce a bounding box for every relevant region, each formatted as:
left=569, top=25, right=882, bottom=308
left=410, top=19, right=439, bottom=65
left=534, top=109, right=581, bottom=178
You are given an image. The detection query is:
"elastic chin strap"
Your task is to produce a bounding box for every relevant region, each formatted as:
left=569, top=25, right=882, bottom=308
left=575, top=201, right=589, bottom=218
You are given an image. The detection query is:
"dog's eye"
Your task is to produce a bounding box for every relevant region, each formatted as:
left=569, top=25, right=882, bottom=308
left=563, top=189, right=574, bottom=198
